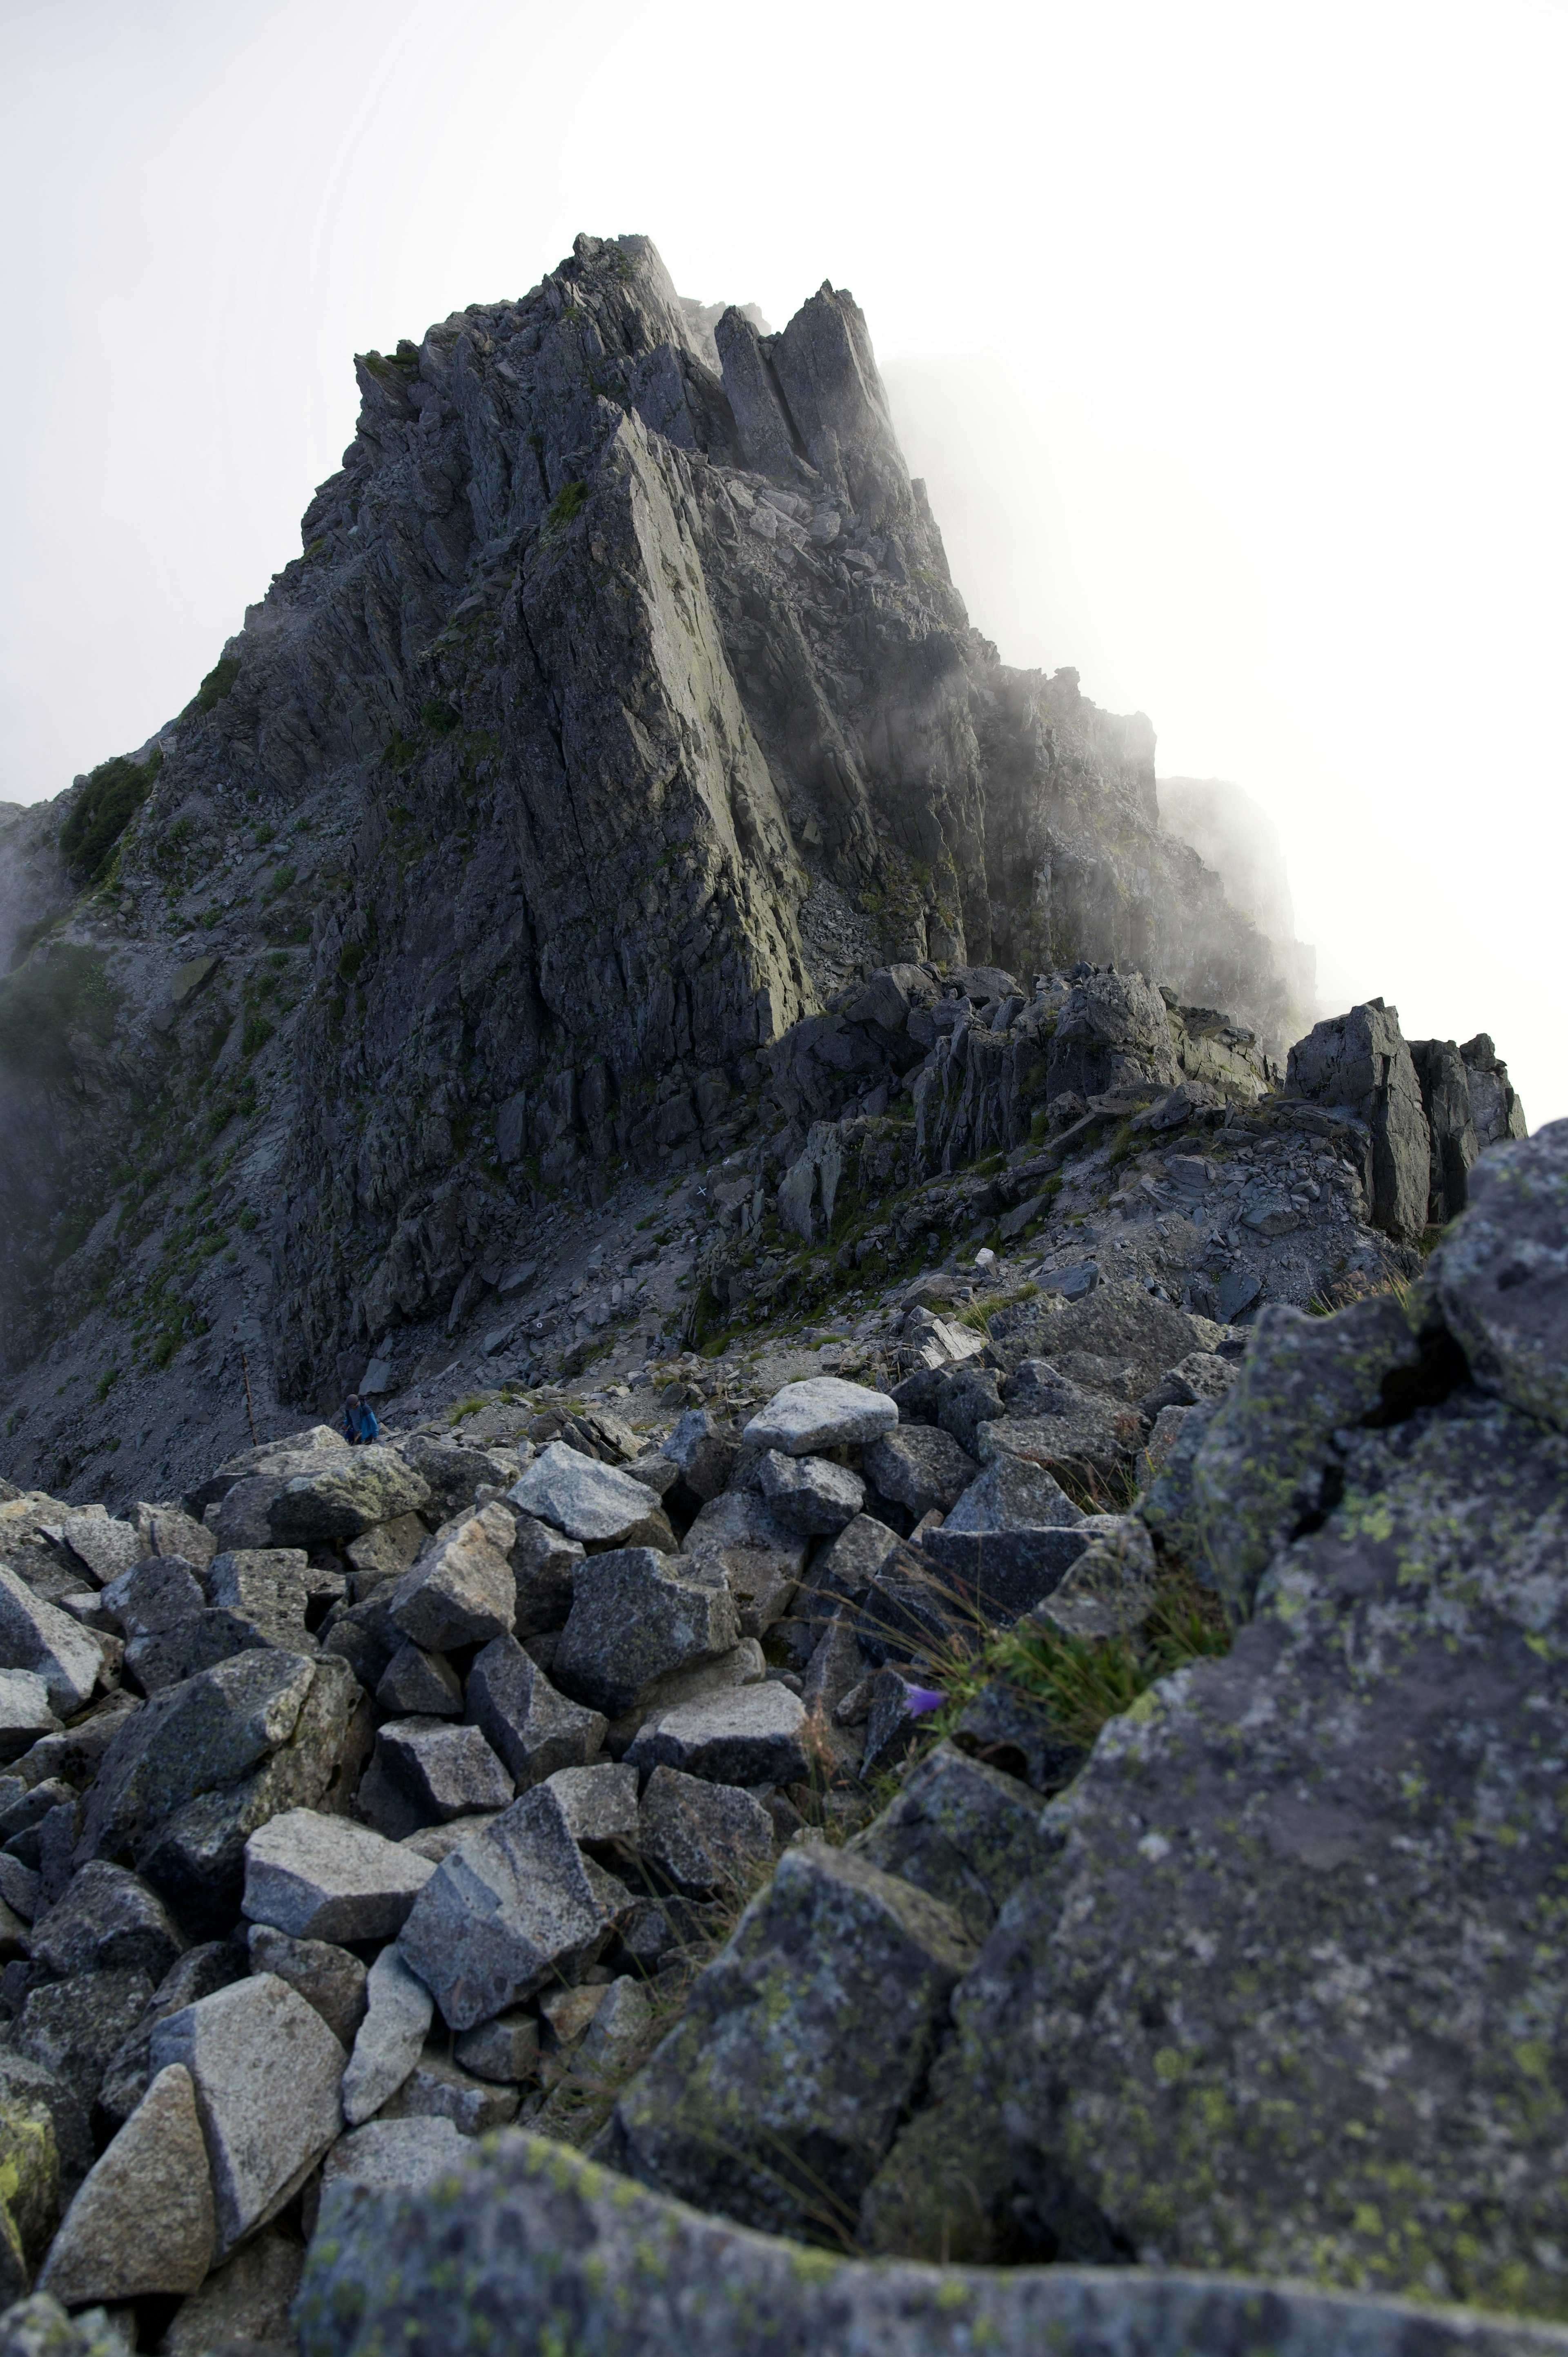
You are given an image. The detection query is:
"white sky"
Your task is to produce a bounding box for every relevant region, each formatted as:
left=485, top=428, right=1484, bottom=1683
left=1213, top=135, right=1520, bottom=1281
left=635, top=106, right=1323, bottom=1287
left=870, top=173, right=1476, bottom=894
left=3, top=0, right=1564, bottom=1116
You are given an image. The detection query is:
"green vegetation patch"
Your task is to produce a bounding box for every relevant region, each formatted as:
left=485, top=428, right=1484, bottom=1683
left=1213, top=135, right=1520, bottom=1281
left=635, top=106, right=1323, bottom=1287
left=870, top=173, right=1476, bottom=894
left=195, top=654, right=240, bottom=712
left=545, top=480, right=589, bottom=535
left=0, top=945, right=119, bottom=1081
left=59, top=749, right=163, bottom=883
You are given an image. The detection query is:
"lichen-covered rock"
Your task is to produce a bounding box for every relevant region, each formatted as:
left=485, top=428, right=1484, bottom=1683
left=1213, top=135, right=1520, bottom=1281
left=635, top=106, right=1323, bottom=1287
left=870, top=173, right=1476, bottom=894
left=608, top=1844, right=975, bottom=2238
left=264, top=1447, right=432, bottom=1547
left=885, top=1382, right=1568, bottom=2314
left=1140, top=1293, right=1422, bottom=1619
left=635, top=1764, right=774, bottom=1897
left=1432, top=1116, right=1568, bottom=1434
left=849, top=1739, right=1057, bottom=1938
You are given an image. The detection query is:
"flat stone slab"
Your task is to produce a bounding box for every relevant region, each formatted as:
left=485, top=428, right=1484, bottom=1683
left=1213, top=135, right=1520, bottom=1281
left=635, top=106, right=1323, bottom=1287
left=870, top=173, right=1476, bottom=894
left=321, top=2114, right=469, bottom=2196
left=743, top=1377, right=898, bottom=1456
left=341, top=1946, right=434, bottom=2127
left=507, top=1444, right=675, bottom=1548
left=377, top=1720, right=514, bottom=1822
left=626, top=1683, right=810, bottom=1788
left=243, top=1809, right=436, bottom=1942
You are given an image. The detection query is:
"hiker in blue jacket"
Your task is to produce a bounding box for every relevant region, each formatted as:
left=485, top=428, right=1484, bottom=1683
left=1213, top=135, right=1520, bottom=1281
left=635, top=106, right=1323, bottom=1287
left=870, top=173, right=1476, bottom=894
left=343, top=1392, right=379, bottom=1445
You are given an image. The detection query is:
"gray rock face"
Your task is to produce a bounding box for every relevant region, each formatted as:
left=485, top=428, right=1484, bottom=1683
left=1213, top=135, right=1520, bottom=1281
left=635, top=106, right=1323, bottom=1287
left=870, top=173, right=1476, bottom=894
left=100, top=1555, right=205, bottom=1642
left=754, top=1449, right=864, bottom=1534
left=0, top=1575, right=100, bottom=1718
left=553, top=1548, right=740, bottom=1718
left=376, top=1639, right=462, bottom=1717
left=96, top=1942, right=242, bottom=2130
left=1411, top=1036, right=1480, bottom=1224
left=610, top=1844, right=974, bottom=2237
left=293, top=2131, right=1568, bottom=2357
left=863, top=1426, right=978, bottom=1518
left=743, top=1378, right=898, bottom=1455
left=465, top=1633, right=606, bottom=1790
left=11, top=1971, right=154, bottom=2113
left=0, top=1672, right=58, bottom=1762
left=664, top=1411, right=740, bottom=1503
left=508, top=1445, right=676, bottom=1550
left=850, top=1740, right=1057, bottom=1938
left=149, top=1971, right=344, bottom=2259
left=77, top=1648, right=359, bottom=1925
left=376, top=1719, right=514, bottom=1821
left=56, top=1518, right=139, bottom=1592
left=396, top=1786, right=618, bottom=2029
left=542, top=1761, right=639, bottom=1847
left=399, top=1437, right=519, bottom=1521
left=321, top=2115, right=469, bottom=2197
left=28, top=1862, right=184, bottom=1985
left=635, top=1764, right=774, bottom=1897
left=1432, top=1116, right=1568, bottom=1435
left=264, top=1449, right=432, bottom=1547
left=379, top=2047, right=520, bottom=2136
left=626, top=1682, right=810, bottom=1788
left=508, top=1516, right=586, bottom=1635
left=387, top=1520, right=515, bottom=1652
left=679, top=1489, right=808, bottom=1635
left=242, top=1807, right=436, bottom=1941
left=205, top=1545, right=314, bottom=1638
left=452, top=2011, right=539, bottom=2085
left=1463, top=1032, right=1530, bottom=1147
left=341, top=1945, right=434, bottom=2127
left=37, top=2064, right=214, bottom=2303
left=159, top=2224, right=303, bottom=2357
left=1287, top=998, right=1431, bottom=1240
left=246, top=1924, right=368, bottom=2047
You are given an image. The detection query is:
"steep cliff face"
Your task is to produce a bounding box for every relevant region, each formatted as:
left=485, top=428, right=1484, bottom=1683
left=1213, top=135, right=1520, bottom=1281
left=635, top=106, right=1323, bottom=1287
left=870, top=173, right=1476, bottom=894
left=0, top=232, right=1311, bottom=1483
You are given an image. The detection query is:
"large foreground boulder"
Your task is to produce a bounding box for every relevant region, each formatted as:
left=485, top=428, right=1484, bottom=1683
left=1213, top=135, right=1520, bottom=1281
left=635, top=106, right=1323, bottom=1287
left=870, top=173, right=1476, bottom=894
left=294, top=2132, right=1568, bottom=2357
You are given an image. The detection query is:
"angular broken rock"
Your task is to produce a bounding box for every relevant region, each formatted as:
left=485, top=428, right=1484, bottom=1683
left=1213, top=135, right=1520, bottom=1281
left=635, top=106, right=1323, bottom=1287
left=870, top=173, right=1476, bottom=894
left=150, top=1971, right=344, bottom=2257
left=1433, top=1116, right=1568, bottom=1434
left=754, top=1449, right=864, bottom=1534
left=610, top=1844, right=976, bottom=2238
left=664, top=1410, right=740, bottom=1503
left=851, top=1738, right=1058, bottom=1936
left=321, top=2114, right=469, bottom=2198
left=0, top=1570, right=102, bottom=1716
left=341, top=1944, right=434, bottom=2127
left=377, top=1719, right=514, bottom=1821
left=11, top=1969, right=154, bottom=2113
left=28, top=1861, right=185, bottom=1985
left=247, top=1924, right=368, bottom=2047
left=543, top=1762, right=639, bottom=1846
left=680, top=1489, right=808, bottom=1636
left=344, top=1511, right=428, bottom=1594
left=452, top=2009, right=540, bottom=2085
left=508, top=1443, right=676, bottom=1551
left=0, top=1671, right=58, bottom=1762
left=96, top=1942, right=243, bottom=2130
left=626, top=1682, right=810, bottom=1788
left=206, top=1547, right=314, bottom=1636
left=554, top=1548, right=740, bottom=1719
left=100, top=1555, right=205, bottom=1641
left=397, top=1786, right=617, bottom=2030
left=635, top=1764, right=774, bottom=1897
left=376, top=1640, right=463, bottom=1718
left=386, top=1519, right=514, bottom=1652
left=509, top=1514, right=586, bottom=1635
left=38, top=2063, right=214, bottom=2302
left=243, top=1807, right=436, bottom=1942
left=864, top=1425, right=978, bottom=1518
left=466, top=1633, right=606, bottom=1791
left=577, top=1974, right=653, bottom=2076
left=265, top=1447, right=432, bottom=1547
left=400, top=1435, right=521, bottom=1521
left=58, top=1515, right=141, bottom=1591
left=743, top=1376, right=898, bottom=1456
left=380, top=2045, right=521, bottom=2136
left=160, top=2223, right=303, bottom=2357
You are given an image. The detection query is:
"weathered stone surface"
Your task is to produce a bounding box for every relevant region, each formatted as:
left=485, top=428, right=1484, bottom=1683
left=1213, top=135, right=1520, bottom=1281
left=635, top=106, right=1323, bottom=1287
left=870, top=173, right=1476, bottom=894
left=576, top=1973, right=654, bottom=2076
left=294, top=2131, right=1568, bottom=2357
left=542, top=1761, right=639, bottom=1846
left=664, top=1411, right=740, bottom=1503
left=341, top=1945, right=434, bottom=2127
left=386, top=1521, right=514, bottom=1652
left=396, top=1786, right=617, bottom=2029
left=452, top=2010, right=539, bottom=2085
left=11, top=1971, right=152, bottom=2114
left=247, top=1924, right=368, bottom=2047
left=399, top=1436, right=518, bottom=1521
left=878, top=1379, right=1568, bottom=2308
left=465, top=1634, right=605, bottom=1791
left=377, top=1719, right=514, bottom=1821
left=0, top=1675, right=58, bottom=1764
left=945, top=1454, right=1084, bottom=1534
left=508, top=1444, right=676, bottom=1550
left=1288, top=998, right=1431, bottom=1240
left=680, top=1489, right=808, bottom=1633
left=0, top=1575, right=100, bottom=1717
left=344, top=1510, right=428, bottom=1596
left=321, top=2115, right=468, bottom=2197
left=205, top=1545, right=314, bottom=1638
left=1140, top=1293, right=1422, bottom=1618
left=1433, top=1117, right=1568, bottom=1434
left=243, top=1807, right=436, bottom=1942
left=131, top=1502, right=216, bottom=1569
left=0, top=2090, right=58, bottom=2299
left=743, top=1377, right=898, bottom=1455
left=38, top=2065, right=214, bottom=2303
left=100, top=1555, right=205, bottom=1643
left=0, top=2051, right=91, bottom=2198
left=754, top=1450, right=864, bottom=1534
left=1411, top=1036, right=1480, bottom=1225
left=626, top=1682, right=810, bottom=1787
left=635, top=1764, right=775, bottom=1897
left=77, top=1649, right=360, bottom=1926
left=28, top=1862, right=184, bottom=1985
left=159, top=2225, right=303, bottom=2357
left=554, top=1549, right=740, bottom=1718
left=508, top=1515, right=586, bottom=1634
left=96, top=1942, right=241, bottom=2131
left=56, top=1517, right=139, bottom=1592
left=149, top=1971, right=343, bottom=2257
left=610, top=1844, right=975, bottom=2236
left=376, top=1640, right=462, bottom=1718
left=851, top=1740, right=1056, bottom=1938
left=863, top=1426, right=977, bottom=1518
left=265, top=1448, right=431, bottom=1547
left=380, top=2047, right=520, bottom=2136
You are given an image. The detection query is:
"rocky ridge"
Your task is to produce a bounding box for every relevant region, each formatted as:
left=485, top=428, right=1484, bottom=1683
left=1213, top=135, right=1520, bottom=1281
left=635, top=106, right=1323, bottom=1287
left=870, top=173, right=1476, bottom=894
left=0, top=231, right=1318, bottom=1513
